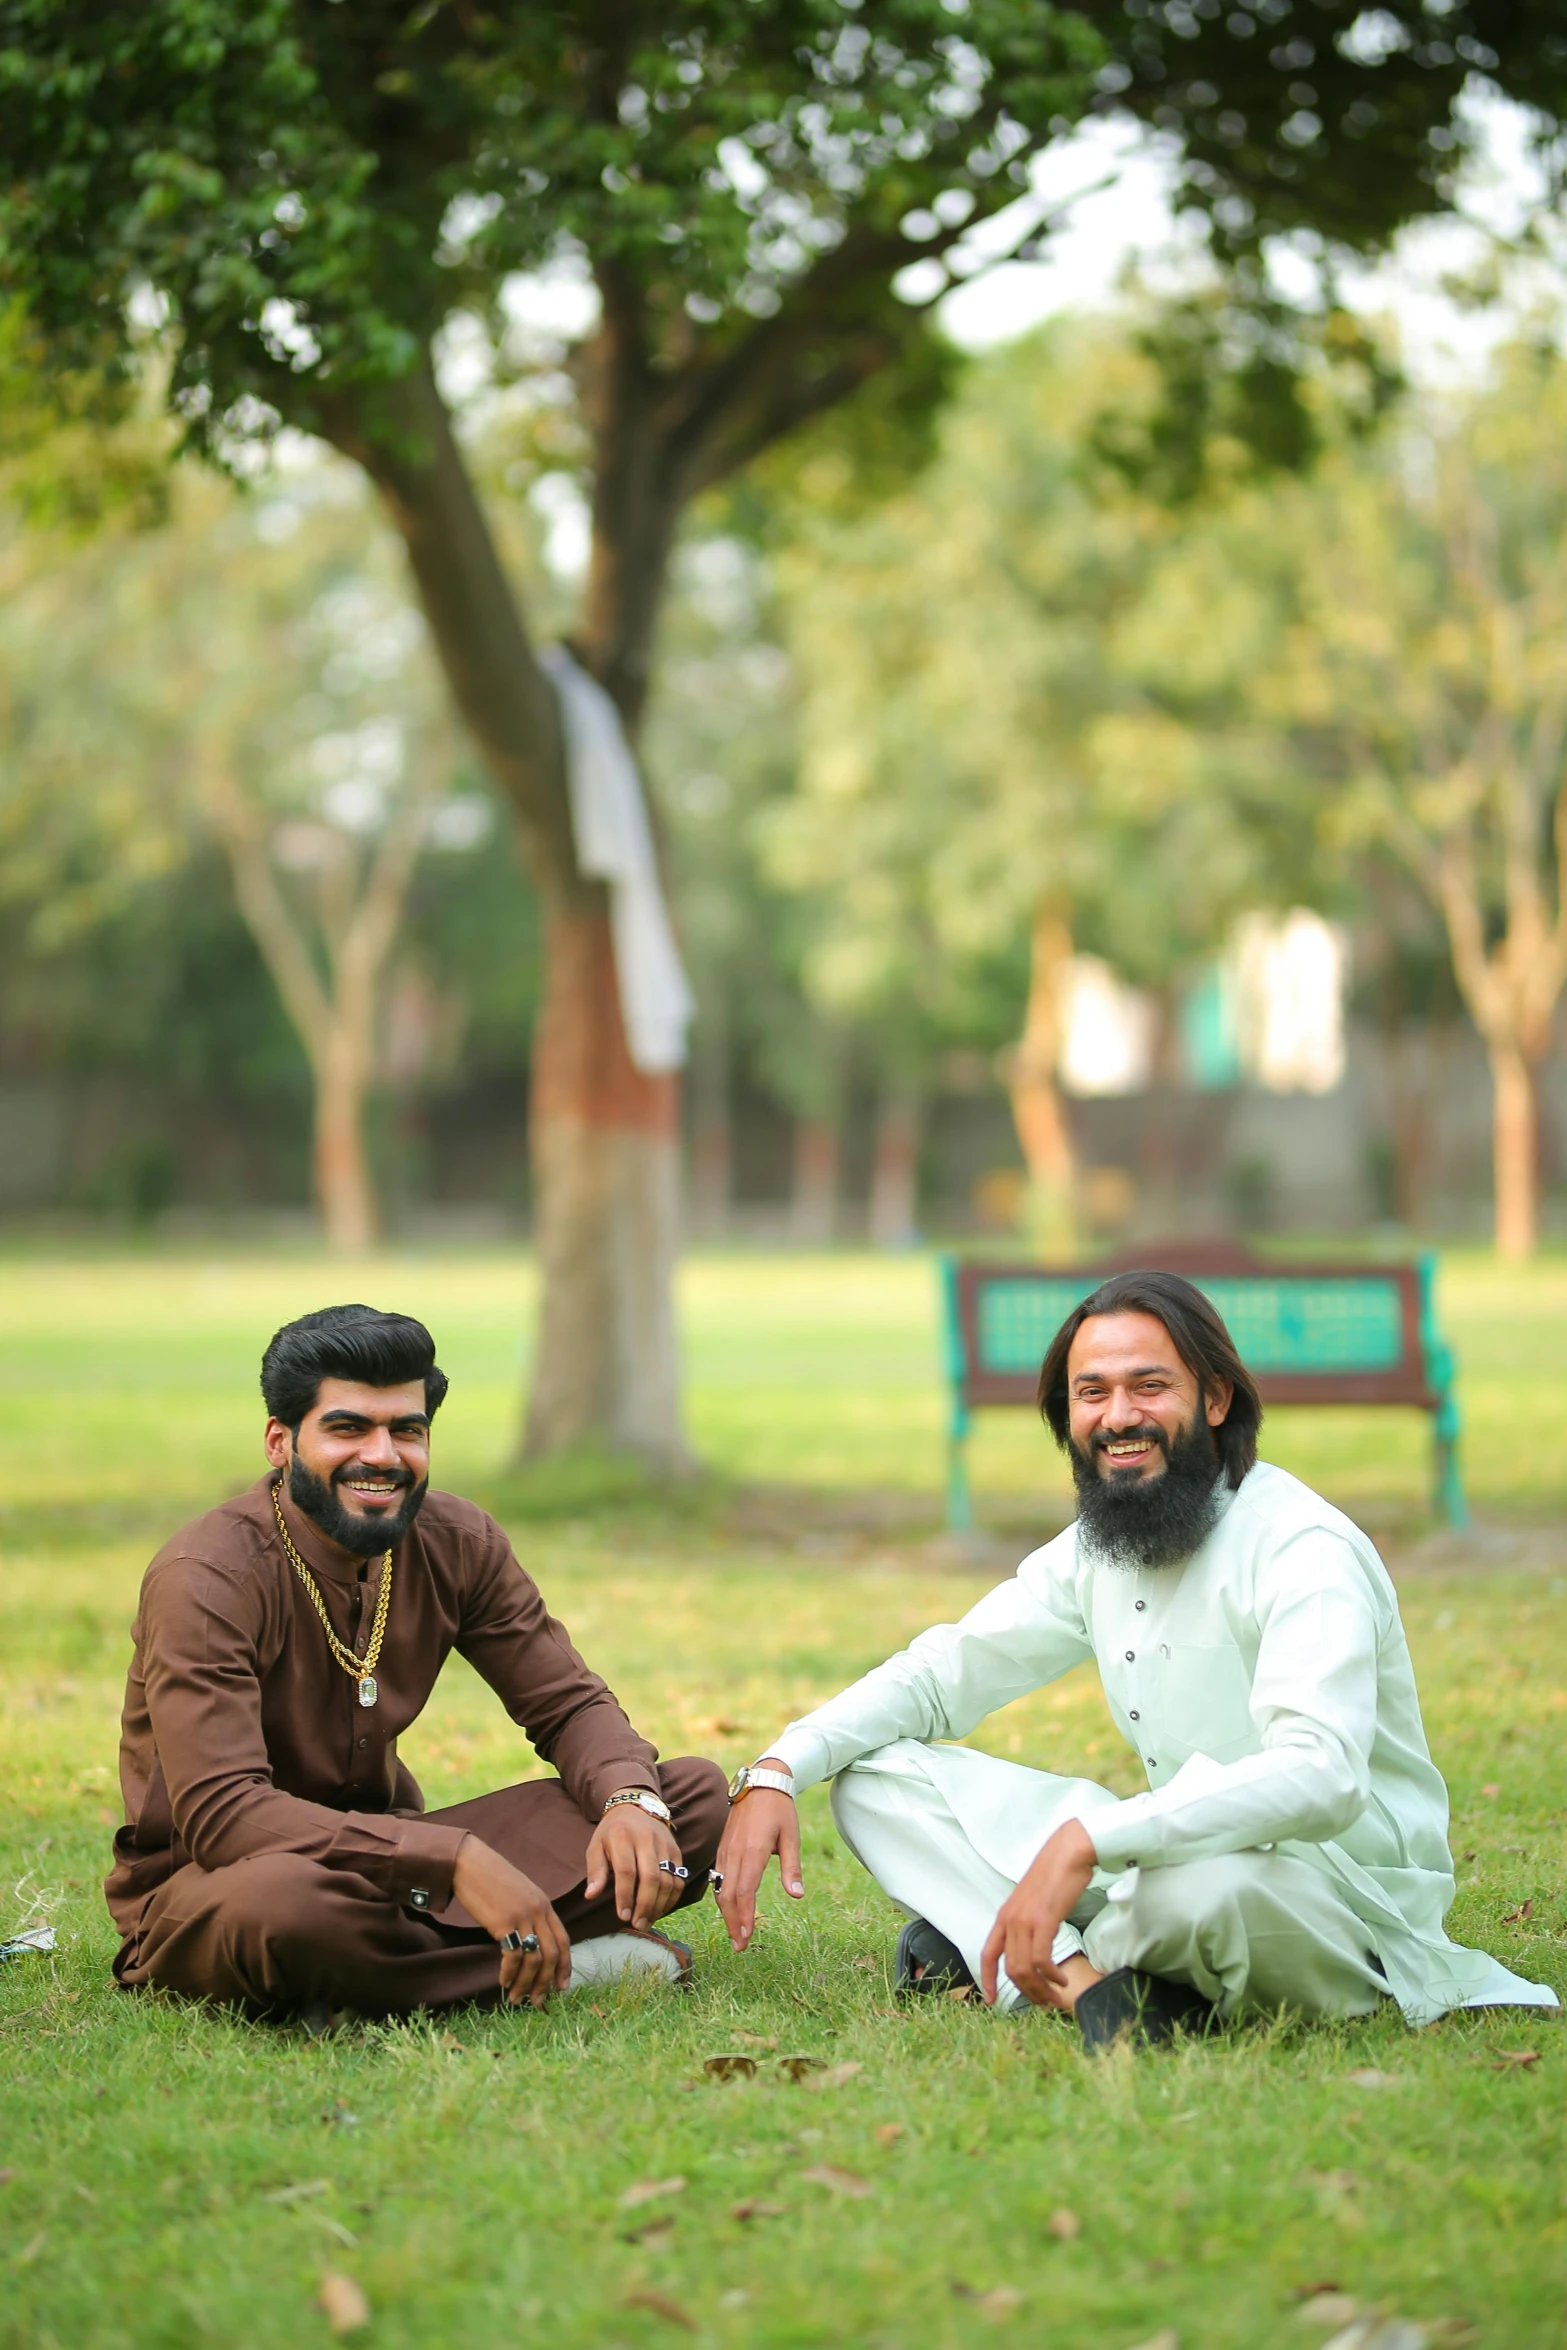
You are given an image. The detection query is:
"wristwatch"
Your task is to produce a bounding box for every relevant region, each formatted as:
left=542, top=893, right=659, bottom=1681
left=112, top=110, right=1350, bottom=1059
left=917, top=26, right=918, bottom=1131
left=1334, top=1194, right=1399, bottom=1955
left=727, top=1764, right=795, bottom=1805
left=603, top=1788, right=674, bottom=1825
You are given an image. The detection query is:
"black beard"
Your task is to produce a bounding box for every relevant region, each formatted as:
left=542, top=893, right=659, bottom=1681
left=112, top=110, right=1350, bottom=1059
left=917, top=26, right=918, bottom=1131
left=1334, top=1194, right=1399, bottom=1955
left=1069, top=1413, right=1223, bottom=1570
left=288, top=1456, right=429, bottom=1556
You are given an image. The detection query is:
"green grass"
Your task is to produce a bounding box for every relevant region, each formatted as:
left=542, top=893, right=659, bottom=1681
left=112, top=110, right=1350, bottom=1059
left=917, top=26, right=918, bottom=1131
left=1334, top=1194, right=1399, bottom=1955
left=2, top=1248, right=1565, bottom=2350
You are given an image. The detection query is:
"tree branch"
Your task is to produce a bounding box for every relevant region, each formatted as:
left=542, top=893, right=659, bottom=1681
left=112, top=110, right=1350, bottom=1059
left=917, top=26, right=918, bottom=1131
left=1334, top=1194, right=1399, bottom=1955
left=204, top=764, right=333, bottom=1063
left=314, top=359, right=578, bottom=894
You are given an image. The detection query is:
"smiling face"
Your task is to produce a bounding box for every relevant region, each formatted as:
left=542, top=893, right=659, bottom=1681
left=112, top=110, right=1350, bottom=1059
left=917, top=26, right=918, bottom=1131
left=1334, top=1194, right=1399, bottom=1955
left=264, top=1376, right=432, bottom=1557
left=1065, top=1310, right=1231, bottom=1483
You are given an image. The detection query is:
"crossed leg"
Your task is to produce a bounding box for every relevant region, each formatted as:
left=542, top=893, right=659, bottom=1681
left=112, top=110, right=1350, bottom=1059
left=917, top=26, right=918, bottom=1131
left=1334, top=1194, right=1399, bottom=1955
left=120, top=1756, right=727, bottom=2016
left=831, top=1740, right=1385, bottom=2020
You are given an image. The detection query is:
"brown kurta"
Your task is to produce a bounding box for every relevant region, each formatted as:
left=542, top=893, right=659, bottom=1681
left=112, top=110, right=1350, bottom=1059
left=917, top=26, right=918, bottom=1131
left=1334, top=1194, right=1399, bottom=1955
left=107, top=1473, right=723, bottom=2011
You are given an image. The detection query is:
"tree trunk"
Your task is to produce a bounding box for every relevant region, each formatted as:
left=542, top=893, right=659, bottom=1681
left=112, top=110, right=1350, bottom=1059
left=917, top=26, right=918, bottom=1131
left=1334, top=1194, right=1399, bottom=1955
left=869, top=1086, right=921, bottom=1248
left=522, top=895, right=686, bottom=1464
left=1007, top=904, right=1079, bottom=1260
left=791, top=1116, right=841, bottom=1243
left=329, top=364, right=689, bottom=1464
left=1489, top=1034, right=1538, bottom=1261
left=314, top=1028, right=379, bottom=1254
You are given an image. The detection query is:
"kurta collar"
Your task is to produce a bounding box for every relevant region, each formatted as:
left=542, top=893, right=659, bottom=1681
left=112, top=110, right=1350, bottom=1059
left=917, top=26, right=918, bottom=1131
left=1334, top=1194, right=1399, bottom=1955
left=262, top=1471, right=390, bottom=1588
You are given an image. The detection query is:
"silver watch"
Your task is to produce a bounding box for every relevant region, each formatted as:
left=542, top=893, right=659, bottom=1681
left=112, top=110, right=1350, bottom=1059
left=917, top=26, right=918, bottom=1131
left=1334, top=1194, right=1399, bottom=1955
left=603, top=1788, right=673, bottom=1825
left=727, top=1764, right=795, bottom=1805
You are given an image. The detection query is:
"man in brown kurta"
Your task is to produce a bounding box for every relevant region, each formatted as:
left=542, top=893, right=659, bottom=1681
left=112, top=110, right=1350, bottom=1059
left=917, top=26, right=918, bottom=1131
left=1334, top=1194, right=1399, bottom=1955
left=106, top=1303, right=726, bottom=2017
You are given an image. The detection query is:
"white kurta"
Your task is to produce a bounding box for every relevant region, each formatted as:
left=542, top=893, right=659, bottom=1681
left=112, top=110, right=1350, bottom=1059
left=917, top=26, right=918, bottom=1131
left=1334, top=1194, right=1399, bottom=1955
left=770, top=1462, right=1556, bottom=2027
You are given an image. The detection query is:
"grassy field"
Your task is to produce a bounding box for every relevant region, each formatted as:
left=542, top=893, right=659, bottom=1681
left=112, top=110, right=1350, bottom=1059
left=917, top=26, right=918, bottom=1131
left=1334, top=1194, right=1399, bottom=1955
left=2, top=1247, right=1565, bottom=2350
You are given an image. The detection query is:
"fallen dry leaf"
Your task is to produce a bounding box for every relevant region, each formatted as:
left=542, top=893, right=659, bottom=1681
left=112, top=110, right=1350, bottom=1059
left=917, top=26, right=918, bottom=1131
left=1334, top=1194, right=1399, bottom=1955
left=946, top=1983, right=975, bottom=2003
left=851, top=1955, right=879, bottom=1971
left=618, top=2175, right=688, bottom=2210
left=800, top=2164, right=873, bottom=2199
left=1500, top=1900, right=1534, bottom=1925
left=1046, top=2208, right=1081, bottom=2241
left=317, top=2272, right=370, bottom=2337
left=872, top=2007, right=910, bottom=2023
left=703, top=2054, right=758, bottom=2081
left=730, top=2198, right=787, bottom=2222
left=802, top=2061, right=863, bottom=2092
left=623, top=2289, right=695, bottom=2331
left=952, top=2284, right=1025, bottom=2319
left=734, top=2032, right=779, bottom=2050
left=622, top=2215, right=676, bottom=2244
left=1298, top=2294, right=1361, bottom=2326
left=1124, top=2331, right=1180, bottom=2350
left=1310, top=2170, right=1362, bottom=2196
left=1346, top=2069, right=1393, bottom=2090
left=264, top=2180, right=331, bottom=2205
left=1481, top=1783, right=1501, bottom=1799
left=777, top=2054, right=825, bottom=2082
left=874, top=2122, right=906, bottom=2147
left=1490, top=2048, right=1541, bottom=2070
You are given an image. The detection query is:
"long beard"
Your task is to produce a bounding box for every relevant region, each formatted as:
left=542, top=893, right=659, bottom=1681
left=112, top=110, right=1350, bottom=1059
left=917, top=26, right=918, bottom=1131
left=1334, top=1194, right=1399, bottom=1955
left=1069, top=1414, right=1222, bottom=1570
left=288, top=1457, right=429, bottom=1556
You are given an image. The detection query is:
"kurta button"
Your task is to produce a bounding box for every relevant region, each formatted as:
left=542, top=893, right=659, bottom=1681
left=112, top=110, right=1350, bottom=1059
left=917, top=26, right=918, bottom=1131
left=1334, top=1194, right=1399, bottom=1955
left=1147, top=1757, right=1157, bottom=1768
left=1125, top=1650, right=1135, bottom=1661
left=1129, top=1710, right=1140, bottom=1721
left=357, top=1737, right=369, bottom=1750
left=1135, top=1600, right=1146, bottom=1611
left=410, top=1888, right=431, bottom=1910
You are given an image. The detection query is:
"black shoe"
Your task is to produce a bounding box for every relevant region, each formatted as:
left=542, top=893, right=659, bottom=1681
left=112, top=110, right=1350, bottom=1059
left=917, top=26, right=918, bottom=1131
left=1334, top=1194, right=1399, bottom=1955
left=895, top=1918, right=978, bottom=1997
left=1074, top=1967, right=1216, bottom=2051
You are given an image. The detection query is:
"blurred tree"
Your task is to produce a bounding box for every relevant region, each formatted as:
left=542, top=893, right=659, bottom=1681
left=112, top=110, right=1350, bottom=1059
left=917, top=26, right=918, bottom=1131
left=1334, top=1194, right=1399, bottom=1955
left=1243, top=344, right=1567, bottom=1258
left=766, top=321, right=1321, bottom=1252
left=0, top=0, right=1528, bottom=1460
left=0, top=461, right=509, bottom=1245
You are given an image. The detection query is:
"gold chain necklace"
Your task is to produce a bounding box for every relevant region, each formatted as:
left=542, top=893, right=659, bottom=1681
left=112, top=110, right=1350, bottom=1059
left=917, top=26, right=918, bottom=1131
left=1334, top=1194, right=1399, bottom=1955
left=272, top=1479, right=393, bottom=1709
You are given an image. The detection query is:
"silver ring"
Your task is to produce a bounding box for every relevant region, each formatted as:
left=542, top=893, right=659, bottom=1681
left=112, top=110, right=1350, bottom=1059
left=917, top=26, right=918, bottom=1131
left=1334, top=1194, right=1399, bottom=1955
left=500, top=1930, right=540, bottom=1954
left=658, top=1860, right=690, bottom=1879
left=708, top=1869, right=724, bottom=1890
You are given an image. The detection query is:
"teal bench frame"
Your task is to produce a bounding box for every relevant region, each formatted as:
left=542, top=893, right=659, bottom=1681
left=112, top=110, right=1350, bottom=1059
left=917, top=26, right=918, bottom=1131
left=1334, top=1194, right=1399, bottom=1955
left=939, top=1246, right=1466, bottom=1533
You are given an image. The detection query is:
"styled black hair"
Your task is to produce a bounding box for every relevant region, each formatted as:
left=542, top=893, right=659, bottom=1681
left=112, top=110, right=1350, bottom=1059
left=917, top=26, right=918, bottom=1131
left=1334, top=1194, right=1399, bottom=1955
left=1036, top=1268, right=1262, bottom=1491
left=260, top=1304, right=448, bottom=1430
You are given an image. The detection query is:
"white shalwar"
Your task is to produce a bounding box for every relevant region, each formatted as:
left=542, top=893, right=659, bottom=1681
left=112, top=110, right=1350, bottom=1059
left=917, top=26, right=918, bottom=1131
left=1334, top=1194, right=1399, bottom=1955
left=770, top=1463, right=1558, bottom=2025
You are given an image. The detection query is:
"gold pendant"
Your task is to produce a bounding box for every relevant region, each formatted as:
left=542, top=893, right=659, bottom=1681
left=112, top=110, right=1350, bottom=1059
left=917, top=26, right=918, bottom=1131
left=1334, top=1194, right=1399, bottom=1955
left=358, top=1676, right=378, bottom=1708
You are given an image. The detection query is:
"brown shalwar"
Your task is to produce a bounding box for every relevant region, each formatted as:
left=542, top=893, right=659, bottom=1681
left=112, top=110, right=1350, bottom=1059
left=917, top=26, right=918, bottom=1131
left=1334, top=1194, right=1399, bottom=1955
left=106, top=1473, right=725, bottom=2014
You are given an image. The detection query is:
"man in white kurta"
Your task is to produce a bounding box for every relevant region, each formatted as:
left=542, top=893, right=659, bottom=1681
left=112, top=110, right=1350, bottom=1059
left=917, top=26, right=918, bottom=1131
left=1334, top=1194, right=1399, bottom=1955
left=714, top=1275, right=1555, bottom=2034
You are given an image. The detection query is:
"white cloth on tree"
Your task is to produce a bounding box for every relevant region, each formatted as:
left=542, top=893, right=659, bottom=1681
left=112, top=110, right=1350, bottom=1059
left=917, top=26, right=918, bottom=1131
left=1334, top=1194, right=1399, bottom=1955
left=543, top=645, right=694, bottom=1074
left=769, top=1462, right=1558, bottom=2027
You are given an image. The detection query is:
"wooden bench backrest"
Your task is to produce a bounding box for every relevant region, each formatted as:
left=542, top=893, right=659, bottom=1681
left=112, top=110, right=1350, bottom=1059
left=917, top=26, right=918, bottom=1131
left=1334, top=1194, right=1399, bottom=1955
left=947, top=1249, right=1440, bottom=1413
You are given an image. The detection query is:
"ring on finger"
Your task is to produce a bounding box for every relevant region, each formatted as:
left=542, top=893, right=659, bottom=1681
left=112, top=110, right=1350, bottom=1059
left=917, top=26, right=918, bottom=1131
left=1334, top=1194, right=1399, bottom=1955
left=708, top=1868, right=724, bottom=1891
left=499, top=1930, right=540, bottom=1954
left=657, top=1860, right=690, bottom=1879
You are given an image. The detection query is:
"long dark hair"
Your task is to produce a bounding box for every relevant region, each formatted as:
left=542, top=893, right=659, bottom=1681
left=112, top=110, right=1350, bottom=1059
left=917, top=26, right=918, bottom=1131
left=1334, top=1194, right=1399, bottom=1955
left=1036, top=1269, right=1262, bottom=1490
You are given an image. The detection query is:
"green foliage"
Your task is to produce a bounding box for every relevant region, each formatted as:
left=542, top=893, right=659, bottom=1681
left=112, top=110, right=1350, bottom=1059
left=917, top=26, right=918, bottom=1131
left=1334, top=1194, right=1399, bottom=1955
left=0, top=0, right=1542, bottom=466
left=1088, top=290, right=1404, bottom=507
left=0, top=0, right=1100, bottom=454
left=764, top=316, right=1326, bottom=1050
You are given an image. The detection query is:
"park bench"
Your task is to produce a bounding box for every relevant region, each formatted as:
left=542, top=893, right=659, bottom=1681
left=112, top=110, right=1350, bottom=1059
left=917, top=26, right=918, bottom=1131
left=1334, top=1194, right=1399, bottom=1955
left=939, top=1241, right=1465, bottom=1532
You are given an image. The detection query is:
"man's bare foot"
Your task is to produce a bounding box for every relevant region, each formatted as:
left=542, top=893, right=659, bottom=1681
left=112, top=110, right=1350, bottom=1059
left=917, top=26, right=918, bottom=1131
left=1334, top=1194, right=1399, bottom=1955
left=1054, top=1954, right=1105, bottom=2012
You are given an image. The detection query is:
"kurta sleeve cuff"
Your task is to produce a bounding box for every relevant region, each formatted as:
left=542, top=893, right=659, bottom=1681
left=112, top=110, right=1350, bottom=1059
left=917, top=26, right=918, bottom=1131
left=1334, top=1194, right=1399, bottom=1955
left=390, top=1820, right=469, bottom=1911
left=1072, top=1799, right=1155, bottom=1875
left=767, top=1726, right=830, bottom=1793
